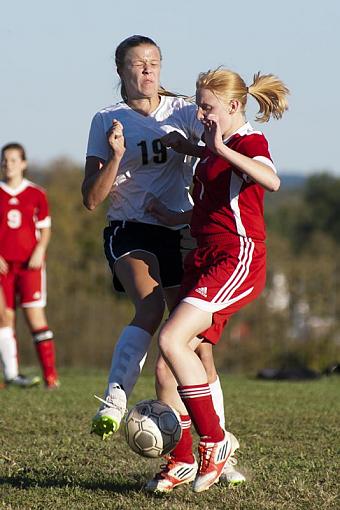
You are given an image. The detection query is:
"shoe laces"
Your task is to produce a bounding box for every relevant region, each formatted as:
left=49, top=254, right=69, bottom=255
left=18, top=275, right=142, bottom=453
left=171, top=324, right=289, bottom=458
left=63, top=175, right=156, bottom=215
left=155, top=456, right=176, bottom=480
left=198, top=443, right=215, bottom=473
left=94, top=394, right=125, bottom=413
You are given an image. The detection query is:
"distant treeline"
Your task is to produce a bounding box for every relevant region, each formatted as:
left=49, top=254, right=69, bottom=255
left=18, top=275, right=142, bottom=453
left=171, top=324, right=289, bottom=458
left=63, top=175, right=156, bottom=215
left=16, top=159, right=340, bottom=373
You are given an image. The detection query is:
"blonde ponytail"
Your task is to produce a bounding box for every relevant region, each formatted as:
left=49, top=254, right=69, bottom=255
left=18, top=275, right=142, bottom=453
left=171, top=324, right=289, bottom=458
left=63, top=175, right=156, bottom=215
left=196, top=67, right=289, bottom=123
left=248, top=72, right=289, bottom=123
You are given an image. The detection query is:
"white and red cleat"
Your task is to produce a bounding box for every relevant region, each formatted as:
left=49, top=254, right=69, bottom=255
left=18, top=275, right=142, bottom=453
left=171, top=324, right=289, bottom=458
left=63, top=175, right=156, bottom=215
left=145, top=455, right=198, bottom=492
left=193, top=430, right=234, bottom=492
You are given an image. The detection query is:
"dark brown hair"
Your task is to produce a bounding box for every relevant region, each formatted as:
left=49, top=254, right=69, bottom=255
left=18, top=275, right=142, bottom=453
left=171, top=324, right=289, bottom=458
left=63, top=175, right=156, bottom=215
left=1, top=142, right=26, bottom=161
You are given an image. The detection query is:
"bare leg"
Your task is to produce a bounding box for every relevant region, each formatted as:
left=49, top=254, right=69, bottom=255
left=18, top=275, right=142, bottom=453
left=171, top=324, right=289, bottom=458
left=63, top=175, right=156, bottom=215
left=159, top=302, right=212, bottom=386
left=116, top=252, right=165, bottom=334
left=155, top=334, right=202, bottom=415
left=23, top=307, right=48, bottom=330
left=159, top=288, right=218, bottom=413
left=196, top=343, right=217, bottom=383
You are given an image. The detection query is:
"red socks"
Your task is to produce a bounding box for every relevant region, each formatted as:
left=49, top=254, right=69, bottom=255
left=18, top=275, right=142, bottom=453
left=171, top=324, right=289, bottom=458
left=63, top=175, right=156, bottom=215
left=178, top=383, right=224, bottom=442
left=170, top=415, right=195, bottom=464
left=32, top=328, right=58, bottom=385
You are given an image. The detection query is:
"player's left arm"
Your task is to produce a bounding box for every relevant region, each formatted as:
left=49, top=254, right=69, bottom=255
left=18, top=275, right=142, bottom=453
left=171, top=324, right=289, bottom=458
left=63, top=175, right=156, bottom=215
left=203, top=114, right=280, bottom=192
left=146, top=195, right=192, bottom=226
left=28, top=189, right=51, bottom=269
left=28, top=226, right=51, bottom=269
left=216, top=144, right=280, bottom=192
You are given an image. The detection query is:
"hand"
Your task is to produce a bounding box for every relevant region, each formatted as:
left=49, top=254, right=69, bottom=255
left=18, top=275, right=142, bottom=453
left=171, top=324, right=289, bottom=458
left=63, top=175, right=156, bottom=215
left=200, top=114, right=224, bottom=154
left=107, top=119, right=126, bottom=159
left=28, top=245, right=45, bottom=269
left=145, top=195, right=178, bottom=226
left=160, top=131, right=189, bottom=154
left=0, top=256, right=8, bottom=275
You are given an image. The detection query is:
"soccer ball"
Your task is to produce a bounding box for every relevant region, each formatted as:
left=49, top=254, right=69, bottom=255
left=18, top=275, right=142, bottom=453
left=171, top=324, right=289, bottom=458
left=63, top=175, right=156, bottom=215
left=124, top=399, right=182, bottom=458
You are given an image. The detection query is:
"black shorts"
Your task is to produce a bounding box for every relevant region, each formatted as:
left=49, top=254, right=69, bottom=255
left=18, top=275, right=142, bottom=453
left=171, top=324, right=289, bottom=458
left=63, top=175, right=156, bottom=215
left=103, top=221, right=196, bottom=292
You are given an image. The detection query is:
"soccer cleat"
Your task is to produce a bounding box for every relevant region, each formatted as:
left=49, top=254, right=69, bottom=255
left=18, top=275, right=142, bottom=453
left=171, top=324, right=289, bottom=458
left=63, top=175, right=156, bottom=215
left=5, top=374, right=41, bottom=388
left=91, top=384, right=127, bottom=439
left=220, top=457, right=246, bottom=485
left=45, top=377, right=60, bottom=390
left=219, top=434, right=246, bottom=486
left=193, top=430, right=233, bottom=493
left=145, top=456, right=198, bottom=492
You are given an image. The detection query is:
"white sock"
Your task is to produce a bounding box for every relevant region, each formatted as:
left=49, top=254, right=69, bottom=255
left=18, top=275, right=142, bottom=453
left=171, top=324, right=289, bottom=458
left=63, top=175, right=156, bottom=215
left=209, top=375, right=225, bottom=429
left=0, top=327, right=19, bottom=381
left=106, top=325, right=152, bottom=398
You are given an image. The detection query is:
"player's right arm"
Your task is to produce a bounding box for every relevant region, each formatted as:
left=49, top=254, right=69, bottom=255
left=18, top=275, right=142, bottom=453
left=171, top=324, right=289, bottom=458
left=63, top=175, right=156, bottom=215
left=82, top=119, right=126, bottom=210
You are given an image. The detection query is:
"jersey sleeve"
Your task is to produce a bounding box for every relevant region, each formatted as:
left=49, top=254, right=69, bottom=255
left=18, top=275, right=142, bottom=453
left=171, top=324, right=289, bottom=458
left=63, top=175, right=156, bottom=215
left=238, top=134, right=277, bottom=173
left=35, top=190, right=51, bottom=229
left=86, top=112, right=109, bottom=161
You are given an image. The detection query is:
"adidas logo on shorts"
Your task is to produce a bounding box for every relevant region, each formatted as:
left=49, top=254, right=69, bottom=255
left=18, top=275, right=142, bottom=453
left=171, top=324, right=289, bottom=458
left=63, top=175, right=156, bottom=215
left=195, top=287, right=208, bottom=297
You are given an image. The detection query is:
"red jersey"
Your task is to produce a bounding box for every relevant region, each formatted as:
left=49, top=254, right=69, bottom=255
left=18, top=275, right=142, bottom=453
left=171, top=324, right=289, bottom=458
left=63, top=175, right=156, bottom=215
left=191, top=122, right=276, bottom=242
left=0, top=179, right=51, bottom=262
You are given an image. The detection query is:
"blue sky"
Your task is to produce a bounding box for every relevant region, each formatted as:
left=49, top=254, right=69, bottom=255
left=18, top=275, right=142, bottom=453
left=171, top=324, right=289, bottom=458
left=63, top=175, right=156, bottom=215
left=0, top=0, right=339, bottom=174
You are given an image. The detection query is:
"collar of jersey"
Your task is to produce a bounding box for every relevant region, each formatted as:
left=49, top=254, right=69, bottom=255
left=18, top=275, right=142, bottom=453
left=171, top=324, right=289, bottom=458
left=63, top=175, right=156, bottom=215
left=122, top=95, right=166, bottom=118
left=0, top=178, right=30, bottom=196
left=222, top=121, right=255, bottom=145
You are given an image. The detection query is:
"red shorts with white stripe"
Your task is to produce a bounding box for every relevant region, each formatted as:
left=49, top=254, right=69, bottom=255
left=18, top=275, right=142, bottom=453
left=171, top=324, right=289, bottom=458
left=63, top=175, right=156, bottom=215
left=178, top=235, right=266, bottom=344
left=0, top=261, right=47, bottom=310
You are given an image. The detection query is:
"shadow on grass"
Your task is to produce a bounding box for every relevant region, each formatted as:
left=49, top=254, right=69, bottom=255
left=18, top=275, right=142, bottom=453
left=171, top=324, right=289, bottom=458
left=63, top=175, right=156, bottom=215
left=0, top=471, right=144, bottom=494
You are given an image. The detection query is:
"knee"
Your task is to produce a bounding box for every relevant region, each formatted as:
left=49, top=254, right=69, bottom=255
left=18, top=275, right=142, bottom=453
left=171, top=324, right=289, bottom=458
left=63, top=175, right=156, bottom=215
left=158, top=327, right=176, bottom=361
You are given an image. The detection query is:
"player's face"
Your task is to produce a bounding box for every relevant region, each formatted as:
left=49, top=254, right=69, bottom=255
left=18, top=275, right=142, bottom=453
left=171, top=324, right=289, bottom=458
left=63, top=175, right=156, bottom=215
left=1, top=149, right=27, bottom=181
left=196, top=88, right=231, bottom=135
left=120, top=44, right=161, bottom=100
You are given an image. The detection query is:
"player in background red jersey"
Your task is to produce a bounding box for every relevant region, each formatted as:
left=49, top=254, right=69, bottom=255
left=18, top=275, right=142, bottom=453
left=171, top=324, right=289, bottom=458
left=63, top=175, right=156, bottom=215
left=0, top=143, right=59, bottom=389
left=146, top=68, right=289, bottom=492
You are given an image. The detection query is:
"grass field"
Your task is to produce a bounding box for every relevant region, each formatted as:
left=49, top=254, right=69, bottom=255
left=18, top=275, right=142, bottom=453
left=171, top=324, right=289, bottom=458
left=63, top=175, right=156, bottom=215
left=0, top=369, right=339, bottom=510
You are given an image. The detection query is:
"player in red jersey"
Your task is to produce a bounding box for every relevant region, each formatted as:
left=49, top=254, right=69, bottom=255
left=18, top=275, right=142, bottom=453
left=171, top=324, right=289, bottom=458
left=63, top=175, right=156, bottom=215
left=146, top=68, right=289, bottom=492
left=0, top=143, right=59, bottom=389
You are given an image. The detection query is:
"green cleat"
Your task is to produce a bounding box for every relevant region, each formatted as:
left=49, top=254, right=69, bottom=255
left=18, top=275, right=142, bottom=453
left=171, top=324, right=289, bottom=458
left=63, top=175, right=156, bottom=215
left=91, top=414, right=120, bottom=440
left=91, top=384, right=127, bottom=440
